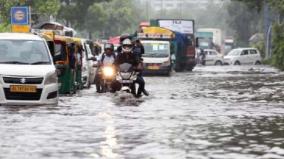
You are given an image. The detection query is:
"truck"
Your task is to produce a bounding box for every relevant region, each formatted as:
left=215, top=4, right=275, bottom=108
left=224, top=37, right=235, bottom=55
left=138, top=27, right=174, bottom=76
left=196, top=28, right=223, bottom=53
left=150, top=19, right=197, bottom=71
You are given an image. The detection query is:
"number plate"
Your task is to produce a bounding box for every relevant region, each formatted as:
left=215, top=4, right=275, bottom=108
left=122, top=80, right=132, bottom=83
left=10, top=85, right=37, bottom=93
left=147, top=66, right=160, bottom=70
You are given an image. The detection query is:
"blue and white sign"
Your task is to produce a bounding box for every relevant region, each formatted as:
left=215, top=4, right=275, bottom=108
left=11, top=6, right=30, bottom=25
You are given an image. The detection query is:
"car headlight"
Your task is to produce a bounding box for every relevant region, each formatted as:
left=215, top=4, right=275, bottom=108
left=44, top=72, right=58, bottom=85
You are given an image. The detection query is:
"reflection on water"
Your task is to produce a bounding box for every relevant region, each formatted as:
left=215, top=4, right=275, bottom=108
left=0, top=65, right=284, bottom=159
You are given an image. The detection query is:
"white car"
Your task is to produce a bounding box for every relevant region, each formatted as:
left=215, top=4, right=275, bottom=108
left=224, top=48, right=262, bottom=65
left=0, top=33, right=58, bottom=105
left=204, top=49, right=223, bottom=65
left=81, top=39, right=97, bottom=88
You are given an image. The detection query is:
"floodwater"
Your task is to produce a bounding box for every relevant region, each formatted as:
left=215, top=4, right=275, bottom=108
left=1, top=65, right=284, bottom=159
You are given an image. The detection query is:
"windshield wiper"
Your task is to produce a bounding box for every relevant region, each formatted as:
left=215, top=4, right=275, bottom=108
left=30, top=61, right=50, bottom=65
left=0, top=61, right=30, bottom=64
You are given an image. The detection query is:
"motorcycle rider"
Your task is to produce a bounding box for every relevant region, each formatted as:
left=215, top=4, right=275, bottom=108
left=199, top=48, right=206, bottom=65
left=133, top=39, right=148, bottom=96
left=95, top=43, right=116, bottom=93
left=115, top=38, right=149, bottom=97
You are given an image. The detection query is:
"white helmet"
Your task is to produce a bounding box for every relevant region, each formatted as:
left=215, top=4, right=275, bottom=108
left=122, top=38, right=133, bottom=53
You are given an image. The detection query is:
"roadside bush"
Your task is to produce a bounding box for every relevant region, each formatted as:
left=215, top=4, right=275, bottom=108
left=0, top=23, right=10, bottom=32
left=251, top=40, right=265, bottom=58
left=270, top=23, right=284, bottom=70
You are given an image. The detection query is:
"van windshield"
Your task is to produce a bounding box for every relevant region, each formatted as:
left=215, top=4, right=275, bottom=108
left=142, top=42, right=170, bottom=58
left=0, top=40, right=51, bottom=65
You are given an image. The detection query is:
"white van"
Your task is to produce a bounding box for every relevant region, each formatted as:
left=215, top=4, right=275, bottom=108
left=224, top=48, right=262, bottom=65
left=0, top=33, right=58, bottom=105
left=81, top=39, right=96, bottom=88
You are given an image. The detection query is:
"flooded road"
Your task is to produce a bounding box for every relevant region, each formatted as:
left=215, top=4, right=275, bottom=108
left=1, top=65, right=284, bottom=159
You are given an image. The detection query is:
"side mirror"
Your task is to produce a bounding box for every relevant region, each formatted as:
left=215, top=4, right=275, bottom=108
left=195, top=37, right=199, bottom=48
left=88, top=56, right=97, bottom=61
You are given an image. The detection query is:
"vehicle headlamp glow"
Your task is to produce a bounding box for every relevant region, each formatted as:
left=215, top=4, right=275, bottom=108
left=44, top=72, right=58, bottom=85
left=102, top=66, right=115, bottom=77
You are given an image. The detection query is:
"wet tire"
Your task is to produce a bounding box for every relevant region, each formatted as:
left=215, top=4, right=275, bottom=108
left=130, top=84, right=136, bottom=96
left=215, top=61, right=223, bottom=66
left=234, top=61, right=241, bottom=65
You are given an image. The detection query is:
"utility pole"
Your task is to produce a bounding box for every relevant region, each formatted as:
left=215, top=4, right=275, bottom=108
left=264, top=0, right=272, bottom=59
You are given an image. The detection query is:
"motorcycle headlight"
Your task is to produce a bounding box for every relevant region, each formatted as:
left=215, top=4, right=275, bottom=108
left=102, top=66, right=115, bottom=77
left=44, top=72, right=58, bottom=85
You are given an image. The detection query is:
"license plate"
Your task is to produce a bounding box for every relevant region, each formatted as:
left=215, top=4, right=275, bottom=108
left=148, top=66, right=160, bottom=70
left=10, top=85, right=37, bottom=93
left=122, top=80, right=132, bottom=83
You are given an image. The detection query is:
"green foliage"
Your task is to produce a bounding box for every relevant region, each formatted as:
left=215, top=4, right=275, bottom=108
left=0, top=0, right=60, bottom=25
left=74, top=0, right=145, bottom=38
left=270, top=23, right=284, bottom=70
left=0, top=24, right=11, bottom=32
left=58, top=0, right=110, bottom=29
left=226, top=1, right=262, bottom=47
left=251, top=40, right=265, bottom=58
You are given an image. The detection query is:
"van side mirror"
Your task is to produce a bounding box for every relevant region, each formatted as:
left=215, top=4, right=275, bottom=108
left=195, top=37, right=199, bottom=48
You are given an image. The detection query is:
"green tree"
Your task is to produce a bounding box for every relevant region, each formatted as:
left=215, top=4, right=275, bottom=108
left=226, top=1, right=262, bottom=46
left=57, top=0, right=110, bottom=28
left=84, top=3, right=108, bottom=39
left=0, top=0, right=60, bottom=31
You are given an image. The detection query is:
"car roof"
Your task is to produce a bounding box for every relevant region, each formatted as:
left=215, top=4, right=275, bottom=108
left=204, top=49, right=217, bottom=52
left=234, top=48, right=258, bottom=51
left=0, top=33, right=43, bottom=41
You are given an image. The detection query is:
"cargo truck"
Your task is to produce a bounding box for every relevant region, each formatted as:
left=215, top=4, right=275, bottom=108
left=150, top=19, right=197, bottom=71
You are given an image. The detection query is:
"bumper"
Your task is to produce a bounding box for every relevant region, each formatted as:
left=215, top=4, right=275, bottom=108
left=0, top=84, right=58, bottom=106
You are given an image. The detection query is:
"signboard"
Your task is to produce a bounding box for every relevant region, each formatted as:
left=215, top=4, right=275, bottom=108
left=158, top=20, right=194, bottom=34
left=12, top=25, right=30, bottom=33
left=10, top=6, right=30, bottom=33
left=11, top=6, right=30, bottom=25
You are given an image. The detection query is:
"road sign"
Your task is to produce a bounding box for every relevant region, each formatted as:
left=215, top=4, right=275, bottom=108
left=11, top=6, right=30, bottom=33
left=11, top=25, right=30, bottom=33
left=11, top=6, right=30, bottom=25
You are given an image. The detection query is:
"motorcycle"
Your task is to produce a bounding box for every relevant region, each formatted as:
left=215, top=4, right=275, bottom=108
left=116, top=63, right=138, bottom=96
left=99, top=65, right=116, bottom=92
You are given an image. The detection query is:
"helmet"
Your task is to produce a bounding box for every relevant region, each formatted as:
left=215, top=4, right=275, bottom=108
left=120, top=34, right=131, bottom=43
left=104, top=43, right=114, bottom=51
left=122, top=38, right=133, bottom=53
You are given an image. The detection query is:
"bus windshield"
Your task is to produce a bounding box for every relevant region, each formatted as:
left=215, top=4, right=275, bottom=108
left=142, top=42, right=170, bottom=58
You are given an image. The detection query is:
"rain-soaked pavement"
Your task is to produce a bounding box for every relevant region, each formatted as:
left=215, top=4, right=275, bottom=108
left=1, top=65, right=284, bottom=159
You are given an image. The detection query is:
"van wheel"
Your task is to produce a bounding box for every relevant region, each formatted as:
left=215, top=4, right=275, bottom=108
left=215, top=61, right=223, bottom=66
left=255, top=61, right=261, bottom=65
left=234, top=61, right=241, bottom=65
